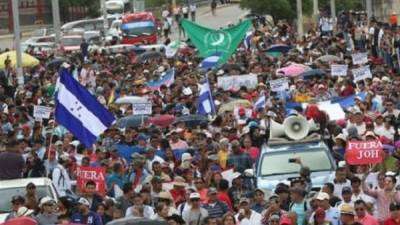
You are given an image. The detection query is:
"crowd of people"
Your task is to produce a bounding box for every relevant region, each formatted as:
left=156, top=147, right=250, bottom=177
left=0, top=5, right=400, bottom=225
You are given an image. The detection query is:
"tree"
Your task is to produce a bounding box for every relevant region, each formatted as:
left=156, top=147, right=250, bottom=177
left=240, top=0, right=363, bottom=22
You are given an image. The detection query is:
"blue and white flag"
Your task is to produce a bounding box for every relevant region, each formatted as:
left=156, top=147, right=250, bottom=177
left=196, top=79, right=216, bottom=115
left=55, top=69, right=115, bottom=147
left=254, top=95, right=267, bottom=111
left=199, top=52, right=222, bottom=70
left=146, top=68, right=175, bottom=91
left=244, top=31, right=253, bottom=50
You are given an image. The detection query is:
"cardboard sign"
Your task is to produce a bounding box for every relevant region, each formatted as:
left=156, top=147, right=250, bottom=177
left=346, top=140, right=383, bottom=165
left=33, top=105, right=52, bottom=119
left=132, top=102, right=152, bottom=115
left=76, top=166, right=106, bottom=195
left=331, top=64, right=348, bottom=76
left=269, top=78, right=289, bottom=91
left=352, top=52, right=368, bottom=65
left=352, top=66, right=372, bottom=82
left=217, top=74, right=258, bottom=91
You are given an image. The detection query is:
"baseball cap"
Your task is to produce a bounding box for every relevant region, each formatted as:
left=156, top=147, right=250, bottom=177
left=208, top=187, right=218, bottom=194
left=340, top=204, right=355, bottom=215
left=189, top=192, right=201, bottom=200
left=39, top=196, right=55, bottom=207
left=239, top=197, right=250, bottom=204
left=77, top=197, right=90, bottom=207
left=11, top=195, right=25, bottom=204
left=315, top=192, right=330, bottom=201
left=342, top=187, right=352, bottom=195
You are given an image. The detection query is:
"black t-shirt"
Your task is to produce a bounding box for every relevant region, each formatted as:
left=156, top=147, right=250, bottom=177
left=0, top=151, right=25, bottom=179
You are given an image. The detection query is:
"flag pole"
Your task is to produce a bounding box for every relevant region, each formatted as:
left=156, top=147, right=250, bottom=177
left=47, top=120, right=56, bottom=160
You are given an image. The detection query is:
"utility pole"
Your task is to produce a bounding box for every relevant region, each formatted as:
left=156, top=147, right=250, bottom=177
left=100, top=0, right=108, bottom=35
left=172, top=0, right=176, bottom=10
left=366, top=0, right=372, bottom=21
left=296, top=0, right=304, bottom=37
left=12, top=0, right=23, bottom=87
left=313, top=0, right=319, bottom=24
left=330, top=0, right=336, bottom=19
left=131, top=0, right=136, bottom=12
left=52, top=0, right=61, bottom=46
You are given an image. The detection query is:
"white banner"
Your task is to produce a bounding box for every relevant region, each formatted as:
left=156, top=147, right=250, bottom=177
left=132, top=102, right=152, bottom=115
left=352, top=52, right=368, bottom=65
left=352, top=66, right=372, bottom=82
left=331, top=64, right=348, bottom=76
left=217, top=74, right=258, bottom=91
left=269, top=78, right=289, bottom=91
left=33, top=105, right=52, bottom=119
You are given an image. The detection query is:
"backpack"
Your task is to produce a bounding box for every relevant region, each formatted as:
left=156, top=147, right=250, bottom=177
left=48, top=166, right=65, bottom=186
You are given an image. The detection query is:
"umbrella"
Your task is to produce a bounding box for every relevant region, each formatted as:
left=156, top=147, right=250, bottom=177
left=46, top=58, right=68, bottom=69
left=107, top=218, right=169, bottom=225
left=276, top=64, right=309, bottom=77
left=148, top=114, right=176, bottom=127
left=0, top=51, right=39, bottom=69
left=115, top=96, right=149, bottom=105
left=116, top=115, right=148, bottom=128
left=2, top=217, right=37, bottom=225
left=218, top=99, right=252, bottom=114
left=265, top=44, right=291, bottom=53
left=137, top=51, right=163, bottom=63
left=316, top=55, right=341, bottom=63
left=220, top=63, right=243, bottom=71
left=176, top=114, right=208, bottom=128
left=300, top=69, right=326, bottom=80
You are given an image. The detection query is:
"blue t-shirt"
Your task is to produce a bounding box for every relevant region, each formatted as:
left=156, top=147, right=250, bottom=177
left=71, top=211, right=103, bottom=225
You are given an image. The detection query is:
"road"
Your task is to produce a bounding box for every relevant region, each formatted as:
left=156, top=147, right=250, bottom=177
left=0, top=4, right=248, bottom=49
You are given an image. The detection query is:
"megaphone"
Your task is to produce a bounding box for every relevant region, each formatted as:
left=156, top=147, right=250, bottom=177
left=283, top=115, right=310, bottom=140
left=270, top=120, right=285, bottom=138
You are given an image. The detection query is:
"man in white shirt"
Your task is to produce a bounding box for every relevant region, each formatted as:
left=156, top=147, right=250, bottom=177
left=190, top=4, right=197, bottom=21
left=235, top=197, right=262, bottom=225
left=52, top=155, right=72, bottom=197
left=333, top=167, right=351, bottom=199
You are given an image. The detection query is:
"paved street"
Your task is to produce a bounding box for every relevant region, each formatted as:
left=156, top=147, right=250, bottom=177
left=0, top=4, right=248, bottom=49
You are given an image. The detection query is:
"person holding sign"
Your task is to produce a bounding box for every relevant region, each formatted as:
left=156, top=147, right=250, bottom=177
left=362, top=172, right=400, bottom=224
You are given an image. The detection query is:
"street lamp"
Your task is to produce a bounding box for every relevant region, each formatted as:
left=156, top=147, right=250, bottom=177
left=11, top=0, right=23, bottom=87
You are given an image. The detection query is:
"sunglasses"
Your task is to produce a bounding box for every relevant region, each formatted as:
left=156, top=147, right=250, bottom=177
left=191, top=199, right=200, bottom=202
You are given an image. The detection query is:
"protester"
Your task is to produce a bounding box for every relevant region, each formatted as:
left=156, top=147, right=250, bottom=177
left=1, top=4, right=400, bottom=225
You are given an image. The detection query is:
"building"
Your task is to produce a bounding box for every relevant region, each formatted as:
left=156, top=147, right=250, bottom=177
left=371, top=0, right=400, bottom=24
left=0, top=0, right=88, bottom=32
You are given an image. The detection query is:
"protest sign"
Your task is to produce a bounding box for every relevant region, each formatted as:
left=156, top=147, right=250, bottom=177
left=352, top=52, right=368, bottom=65
left=132, top=101, right=152, bottom=115
left=352, top=66, right=372, bottom=82
left=331, top=64, right=348, bottom=76
left=217, top=74, right=258, bottom=91
left=76, top=166, right=106, bottom=195
left=269, top=78, right=289, bottom=91
left=33, top=105, right=52, bottom=119
left=346, top=140, right=383, bottom=165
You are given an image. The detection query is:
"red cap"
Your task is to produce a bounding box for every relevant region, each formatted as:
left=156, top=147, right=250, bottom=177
left=280, top=216, right=292, bottom=225
left=238, top=107, right=246, bottom=116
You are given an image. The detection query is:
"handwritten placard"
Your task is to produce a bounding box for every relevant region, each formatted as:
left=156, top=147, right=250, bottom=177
left=331, top=64, right=348, bottom=76
left=352, top=52, right=368, bottom=65
left=33, top=105, right=52, bottom=119
left=352, top=66, right=372, bottom=82
left=217, top=74, right=258, bottom=91
left=269, top=78, right=289, bottom=91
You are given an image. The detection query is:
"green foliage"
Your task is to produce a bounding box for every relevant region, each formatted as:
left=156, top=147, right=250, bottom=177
left=240, top=0, right=364, bottom=21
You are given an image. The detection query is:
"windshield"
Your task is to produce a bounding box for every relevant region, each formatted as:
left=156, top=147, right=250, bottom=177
left=61, top=38, right=82, bottom=46
left=31, top=29, right=45, bottom=37
left=0, top=186, right=54, bottom=213
left=121, top=21, right=155, bottom=37
left=107, top=8, right=123, bottom=14
left=260, top=148, right=333, bottom=176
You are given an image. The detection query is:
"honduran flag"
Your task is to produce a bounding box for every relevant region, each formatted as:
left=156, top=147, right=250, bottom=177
left=199, top=52, right=222, bottom=70
left=146, top=68, right=175, bottom=91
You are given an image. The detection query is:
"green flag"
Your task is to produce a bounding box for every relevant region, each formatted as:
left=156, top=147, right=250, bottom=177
left=181, top=19, right=252, bottom=65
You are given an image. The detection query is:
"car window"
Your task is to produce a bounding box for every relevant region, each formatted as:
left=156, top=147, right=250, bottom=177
left=260, top=148, right=333, bottom=176
left=61, top=38, right=82, bottom=46
left=31, top=29, right=45, bottom=37
left=0, top=185, right=54, bottom=213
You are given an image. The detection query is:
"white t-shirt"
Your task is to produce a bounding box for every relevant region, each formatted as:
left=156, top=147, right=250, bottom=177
left=235, top=210, right=262, bottom=225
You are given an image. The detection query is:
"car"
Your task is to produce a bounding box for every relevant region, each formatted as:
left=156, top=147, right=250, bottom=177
left=0, top=178, right=59, bottom=223
left=255, top=136, right=337, bottom=196
left=59, top=35, right=84, bottom=54
left=21, top=42, right=56, bottom=57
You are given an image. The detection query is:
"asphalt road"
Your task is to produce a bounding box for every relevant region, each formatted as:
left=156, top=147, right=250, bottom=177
left=0, top=4, right=248, bottom=50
